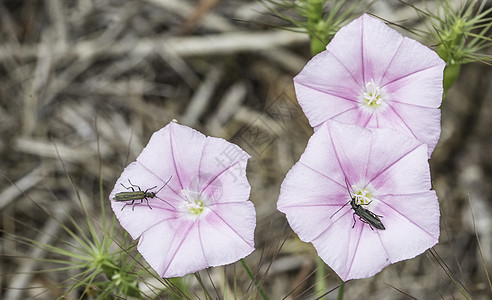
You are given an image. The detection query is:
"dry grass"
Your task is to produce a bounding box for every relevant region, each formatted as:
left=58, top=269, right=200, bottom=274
left=0, top=0, right=491, bottom=299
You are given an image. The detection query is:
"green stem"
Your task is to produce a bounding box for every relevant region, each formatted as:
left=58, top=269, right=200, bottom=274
left=240, top=258, right=269, bottom=300
left=306, top=0, right=326, bottom=55
left=442, top=63, right=461, bottom=98
left=337, top=279, right=345, bottom=300
left=315, top=257, right=327, bottom=297
left=194, top=272, right=212, bottom=300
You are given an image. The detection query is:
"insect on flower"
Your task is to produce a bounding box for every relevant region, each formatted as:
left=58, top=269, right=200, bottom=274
left=330, top=179, right=385, bottom=230
left=110, top=122, right=256, bottom=277
left=278, top=121, right=440, bottom=280
left=114, top=176, right=172, bottom=211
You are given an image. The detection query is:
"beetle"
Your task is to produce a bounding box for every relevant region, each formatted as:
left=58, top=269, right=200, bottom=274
left=113, top=176, right=172, bottom=211
left=330, top=179, right=385, bottom=230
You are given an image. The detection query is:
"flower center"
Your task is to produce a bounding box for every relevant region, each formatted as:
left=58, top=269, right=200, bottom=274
left=352, top=185, right=372, bottom=205
left=180, top=190, right=205, bottom=215
left=362, top=79, right=384, bottom=107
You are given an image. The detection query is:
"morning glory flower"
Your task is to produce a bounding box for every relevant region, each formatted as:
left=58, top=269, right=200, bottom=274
left=110, top=122, right=256, bottom=278
left=277, top=120, right=440, bottom=281
left=294, top=14, right=445, bottom=156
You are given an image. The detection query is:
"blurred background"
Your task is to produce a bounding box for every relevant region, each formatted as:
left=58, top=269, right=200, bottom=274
left=0, top=0, right=491, bottom=299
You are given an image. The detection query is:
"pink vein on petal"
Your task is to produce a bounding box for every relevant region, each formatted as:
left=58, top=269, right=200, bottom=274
left=299, top=161, right=345, bottom=188
left=328, top=128, right=348, bottom=181
left=169, top=124, right=184, bottom=190
left=376, top=231, right=392, bottom=262
left=368, top=143, right=422, bottom=184
left=360, top=17, right=366, bottom=84
left=377, top=198, right=436, bottom=238
left=364, top=131, right=375, bottom=180
left=313, top=106, right=360, bottom=128
left=200, top=159, right=244, bottom=196
left=378, top=38, right=404, bottom=85
left=325, top=48, right=364, bottom=90
left=197, top=219, right=209, bottom=266
left=311, top=209, right=351, bottom=242
left=345, top=224, right=364, bottom=278
left=381, top=63, right=444, bottom=89
left=209, top=207, right=254, bottom=248
left=161, top=220, right=197, bottom=276
left=327, top=125, right=373, bottom=182
left=362, top=113, right=373, bottom=127
left=386, top=103, right=419, bottom=140
left=197, top=139, right=207, bottom=184
left=295, top=80, right=359, bottom=103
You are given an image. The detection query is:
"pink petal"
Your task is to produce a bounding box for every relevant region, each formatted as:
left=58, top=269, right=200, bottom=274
left=110, top=162, right=180, bottom=239
left=368, top=143, right=431, bottom=195
left=137, top=201, right=256, bottom=278
left=200, top=202, right=256, bottom=264
left=198, top=137, right=251, bottom=203
left=110, top=122, right=256, bottom=277
left=382, top=43, right=445, bottom=108
left=278, top=163, right=349, bottom=242
left=294, top=14, right=445, bottom=156
left=359, top=15, right=405, bottom=84
left=312, top=221, right=389, bottom=281
left=277, top=120, right=439, bottom=280
left=325, top=121, right=372, bottom=184
left=376, top=191, right=440, bottom=262
left=382, top=102, right=441, bottom=155
left=294, top=51, right=362, bottom=128
left=138, top=218, right=205, bottom=277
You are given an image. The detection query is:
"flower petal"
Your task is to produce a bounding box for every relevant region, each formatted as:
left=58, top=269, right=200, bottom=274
left=294, top=14, right=444, bottom=156
left=200, top=202, right=256, bottom=264
left=326, top=121, right=372, bottom=184
left=137, top=218, right=205, bottom=278
left=198, top=137, right=251, bottom=203
left=294, top=51, right=362, bottom=128
left=111, top=122, right=256, bottom=278
left=383, top=102, right=441, bottom=155
left=277, top=121, right=439, bottom=280
left=377, top=191, right=440, bottom=262
left=278, top=163, right=350, bottom=242
left=360, top=14, right=404, bottom=84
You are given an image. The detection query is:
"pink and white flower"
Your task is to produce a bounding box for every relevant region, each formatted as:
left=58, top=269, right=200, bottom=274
left=294, top=14, right=445, bottom=156
left=110, top=122, right=256, bottom=278
left=277, top=120, right=440, bottom=281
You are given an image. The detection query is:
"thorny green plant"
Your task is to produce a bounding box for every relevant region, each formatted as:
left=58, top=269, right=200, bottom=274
left=259, top=0, right=371, bottom=55
left=406, top=0, right=492, bottom=93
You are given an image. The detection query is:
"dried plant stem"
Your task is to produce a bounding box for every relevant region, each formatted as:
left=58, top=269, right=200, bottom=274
left=194, top=272, right=212, bottom=300
left=240, top=258, right=269, bottom=300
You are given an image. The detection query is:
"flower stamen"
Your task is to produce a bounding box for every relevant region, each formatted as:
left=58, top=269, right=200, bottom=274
left=181, top=190, right=205, bottom=214
left=351, top=185, right=372, bottom=205
left=363, top=79, right=384, bottom=107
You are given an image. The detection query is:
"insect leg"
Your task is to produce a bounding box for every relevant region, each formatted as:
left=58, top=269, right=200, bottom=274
left=120, top=182, right=135, bottom=192
left=359, top=216, right=374, bottom=230
left=121, top=199, right=135, bottom=211
left=352, top=213, right=357, bottom=228
left=144, top=198, right=152, bottom=210
left=127, top=179, right=142, bottom=191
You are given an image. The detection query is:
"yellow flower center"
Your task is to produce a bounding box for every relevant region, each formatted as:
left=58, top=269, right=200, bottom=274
left=362, top=79, right=384, bottom=107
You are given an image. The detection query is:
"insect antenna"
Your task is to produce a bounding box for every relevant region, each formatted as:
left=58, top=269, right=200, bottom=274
left=330, top=178, right=354, bottom=219
left=344, top=177, right=354, bottom=199
left=330, top=200, right=350, bottom=219
left=154, top=175, right=173, bottom=195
